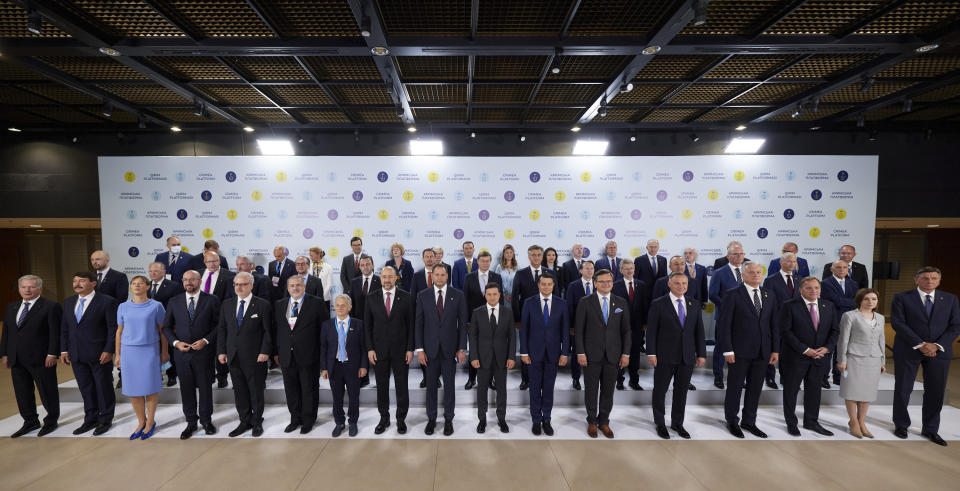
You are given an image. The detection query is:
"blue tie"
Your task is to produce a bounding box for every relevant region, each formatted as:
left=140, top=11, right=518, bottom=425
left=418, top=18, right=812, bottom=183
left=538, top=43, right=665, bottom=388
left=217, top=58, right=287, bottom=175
left=236, top=299, right=245, bottom=327
left=677, top=298, right=686, bottom=327
left=337, top=320, right=348, bottom=361
left=17, top=302, right=30, bottom=328
left=291, top=300, right=300, bottom=317
left=543, top=298, right=550, bottom=325
left=925, top=294, right=933, bottom=317
left=277, top=262, right=282, bottom=275
left=75, top=297, right=85, bottom=323
left=585, top=281, right=591, bottom=295
left=188, top=296, right=196, bottom=322
left=602, top=296, right=609, bottom=324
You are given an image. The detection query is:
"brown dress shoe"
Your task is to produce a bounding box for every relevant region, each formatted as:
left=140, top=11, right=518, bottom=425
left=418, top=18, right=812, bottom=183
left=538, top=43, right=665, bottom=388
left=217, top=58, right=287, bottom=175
left=587, top=424, right=598, bottom=438
left=599, top=425, right=614, bottom=439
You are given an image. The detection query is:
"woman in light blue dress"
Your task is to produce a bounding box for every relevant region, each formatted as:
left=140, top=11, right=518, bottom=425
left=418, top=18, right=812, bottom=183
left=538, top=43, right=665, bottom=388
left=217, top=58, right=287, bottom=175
left=493, top=244, right=518, bottom=310
left=115, top=275, right=169, bottom=440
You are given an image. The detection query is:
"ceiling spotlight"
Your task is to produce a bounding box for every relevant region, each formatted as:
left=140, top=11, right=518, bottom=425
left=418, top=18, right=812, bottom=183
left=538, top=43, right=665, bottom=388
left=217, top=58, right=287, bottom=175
left=395, top=105, right=404, bottom=118
left=360, top=16, right=372, bottom=37
left=550, top=48, right=562, bottom=75
left=193, top=100, right=204, bottom=116
left=570, top=126, right=581, bottom=132
left=469, top=131, right=476, bottom=139
left=860, top=76, right=875, bottom=93
left=100, top=102, right=112, bottom=117
left=243, top=126, right=254, bottom=133
left=903, top=98, right=913, bottom=113
left=724, top=137, right=766, bottom=154
left=26, top=10, right=41, bottom=35
left=72, top=136, right=79, bottom=143
left=642, top=45, right=661, bottom=55
left=856, top=114, right=865, bottom=128
left=693, top=0, right=708, bottom=26
left=619, top=81, right=634, bottom=93
left=688, top=133, right=700, bottom=143
left=629, top=132, right=637, bottom=142
left=98, top=47, right=121, bottom=57
left=809, top=126, right=821, bottom=131
left=296, top=132, right=304, bottom=143
left=170, top=126, right=181, bottom=132
left=518, top=134, right=526, bottom=142
left=598, top=98, right=607, bottom=118
left=790, top=106, right=801, bottom=118
left=916, top=43, right=939, bottom=53
left=8, top=127, right=21, bottom=132
left=407, top=126, right=417, bottom=133
left=868, top=130, right=878, bottom=142
left=371, top=46, right=389, bottom=56
left=735, top=124, right=747, bottom=131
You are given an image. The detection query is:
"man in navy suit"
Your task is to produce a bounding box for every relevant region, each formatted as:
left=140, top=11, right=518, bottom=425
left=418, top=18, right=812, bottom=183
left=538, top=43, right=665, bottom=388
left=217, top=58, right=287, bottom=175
left=768, top=242, right=810, bottom=278
left=512, top=245, right=548, bottom=390
left=647, top=273, right=706, bottom=439
left=293, top=256, right=325, bottom=301
left=348, top=256, right=379, bottom=387
left=451, top=241, right=476, bottom=290
left=708, top=242, right=747, bottom=389
left=779, top=277, right=839, bottom=437
left=463, top=251, right=502, bottom=390
left=560, top=243, right=585, bottom=293
left=90, top=250, right=128, bottom=303
left=415, top=264, right=468, bottom=436
left=820, top=259, right=857, bottom=387
left=275, top=276, right=328, bottom=435
left=762, top=251, right=802, bottom=390
left=823, top=244, right=869, bottom=290
left=594, top=240, right=624, bottom=282
left=186, top=240, right=229, bottom=273
left=321, top=294, right=368, bottom=437
left=365, top=266, right=415, bottom=435
left=2, top=275, right=62, bottom=438
left=267, top=245, right=296, bottom=302
left=236, top=255, right=271, bottom=299
left=718, top=262, right=779, bottom=439
left=891, top=266, right=960, bottom=446
left=613, top=260, right=648, bottom=390
left=147, top=262, right=184, bottom=386
left=683, top=248, right=708, bottom=303
left=60, top=271, right=118, bottom=436
left=635, top=239, right=667, bottom=299
left=564, top=259, right=594, bottom=390
left=713, top=241, right=751, bottom=270
left=154, top=236, right=193, bottom=284
left=411, top=248, right=439, bottom=388
left=162, top=270, right=220, bottom=439
left=520, top=271, right=569, bottom=436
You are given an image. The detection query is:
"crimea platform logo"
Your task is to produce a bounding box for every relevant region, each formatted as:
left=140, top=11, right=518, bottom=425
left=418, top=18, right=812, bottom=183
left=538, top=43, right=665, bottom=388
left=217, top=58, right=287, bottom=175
left=176, top=209, right=188, bottom=220
left=837, top=170, right=849, bottom=182
left=453, top=229, right=465, bottom=240
left=757, top=228, right=768, bottom=239
left=201, top=190, right=212, bottom=201
left=352, top=191, right=363, bottom=201
left=783, top=209, right=795, bottom=220
left=128, top=247, right=139, bottom=258
left=124, top=171, right=136, bottom=183
left=327, top=209, right=338, bottom=220
left=529, top=172, right=541, bottom=183
left=225, top=171, right=236, bottom=182
left=682, top=171, right=694, bottom=182
left=504, top=191, right=515, bottom=202
left=478, top=210, right=490, bottom=221
left=377, top=171, right=388, bottom=182
left=152, top=228, right=163, bottom=239
left=811, top=189, right=822, bottom=200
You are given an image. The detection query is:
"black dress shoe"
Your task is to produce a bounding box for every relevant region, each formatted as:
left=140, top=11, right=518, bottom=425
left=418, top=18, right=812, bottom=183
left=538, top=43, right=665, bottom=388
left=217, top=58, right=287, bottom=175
left=688, top=383, right=696, bottom=391
left=894, top=427, right=908, bottom=439
left=572, top=379, right=582, bottom=390
left=727, top=423, right=744, bottom=438
left=374, top=421, right=390, bottom=434
left=787, top=425, right=801, bottom=436
left=498, top=419, right=509, bottom=433
left=714, top=376, right=724, bottom=390
left=360, top=377, right=370, bottom=388
left=832, top=377, right=841, bottom=386
left=419, top=379, right=427, bottom=388
left=921, top=431, right=947, bottom=446
left=332, top=424, right=345, bottom=437
left=740, top=424, right=767, bottom=438
left=532, top=422, right=542, bottom=435
left=397, top=420, right=407, bottom=434
left=37, top=423, right=57, bottom=437
left=820, top=379, right=830, bottom=389
left=443, top=421, right=454, bottom=436
left=489, top=380, right=496, bottom=390
left=251, top=425, right=263, bottom=437
left=656, top=425, right=670, bottom=439
left=464, top=379, right=476, bottom=390
left=73, top=421, right=97, bottom=435
left=766, top=379, right=779, bottom=390
left=203, top=423, right=217, bottom=435
left=181, top=424, right=198, bottom=440
left=93, top=422, right=112, bottom=436
left=519, top=381, right=528, bottom=390
left=300, top=422, right=314, bottom=434
left=477, top=420, right=486, bottom=433
left=229, top=423, right=251, bottom=437
left=542, top=422, right=554, bottom=436
left=629, top=381, right=642, bottom=390
left=11, top=421, right=41, bottom=438
left=167, top=376, right=178, bottom=387
left=671, top=425, right=691, bottom=439
left=217, top=377, right=228, bottom=389
left=616, top=381, right=625, bottom=390
left=284, top=422, right=301, bottom=433
left=424, top=420, right=436, bottom=435
left=348, top=424, right=358, bottom=437
left=803, top=423, right=834, bottom=436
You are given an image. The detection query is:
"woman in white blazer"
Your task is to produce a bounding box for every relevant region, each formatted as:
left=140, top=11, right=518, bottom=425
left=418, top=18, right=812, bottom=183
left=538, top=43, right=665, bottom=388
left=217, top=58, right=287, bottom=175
left=836, top=288, right=885, bottom=438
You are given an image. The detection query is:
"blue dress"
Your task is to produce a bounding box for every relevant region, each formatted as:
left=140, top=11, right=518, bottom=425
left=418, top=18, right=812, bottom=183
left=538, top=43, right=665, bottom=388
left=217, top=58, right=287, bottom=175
left=494, top=265, right=517, bottom=310
left=117, top=299, right=166, bottom=397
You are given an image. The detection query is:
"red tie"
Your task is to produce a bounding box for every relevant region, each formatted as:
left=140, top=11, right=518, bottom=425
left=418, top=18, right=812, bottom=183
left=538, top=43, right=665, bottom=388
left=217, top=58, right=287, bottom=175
left=385, top=292, right=391, bottom=318
left=427, top=271, right=432, bottom=288
left=436, top=290, right=444, bottom=317
left=628, top=281, right=634, bottom=303
left=354, top=256, right=359, bottom=271
left=786, top=274, right=794, bottom=296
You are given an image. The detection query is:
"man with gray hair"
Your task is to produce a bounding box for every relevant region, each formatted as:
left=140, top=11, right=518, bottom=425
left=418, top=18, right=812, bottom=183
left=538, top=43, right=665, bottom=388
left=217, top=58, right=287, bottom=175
left=820, top=258, right=857, bottom=387
left=768, top=242, right=810, bottom=278
left=683, top=248, right=708, bottom=302
left=236, top=255, right=270, bottom=299
left=2, top=275, right=63, bottom=437
left=635, top=239, right=666, bottom=297
left=708, top=241, right=748, bottom=389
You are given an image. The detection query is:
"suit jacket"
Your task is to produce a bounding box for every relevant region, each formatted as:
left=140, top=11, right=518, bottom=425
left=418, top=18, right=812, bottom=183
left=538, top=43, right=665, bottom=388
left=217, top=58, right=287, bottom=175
left=768, top=257, right=810, bottom=278
left=273, top=294, right=327, bottom=368
left=188, top=253, right=229, bottom=273
left=645, top=294, right=706, bottom=366
left=267, top=258, right=296, bottom=302
left=415, top=286, right=468, bottom=359
left=684, top=263, right=709, bottom=302
left=560, top=258, right=583, bottom=293
left=60, top=293, right=118, bottom=363
left=147, top=278, right=184, bottom=307
left=154, top=250, right=194, bottom=284
left=470, top=304, right=516, bottom=368
left=217, top=295, right=273, bottom=365
left=384, top=258, right=415, bottom=292
left=595, top=256, right=624, bottom=282
left=520, top=295, right=569, bottom=363
left=161, top=292, right=221, bottom=358
left=653, top=275, right=703, bottom=302
left=565, top=278, right=592, bottom=327
left=349, top=275, right=381, bottom=319
left=451, top=257, right=476, bottom=290
left=708, top=264, right=743, bottom=313
left=891, top=289, right=960, bottom=360
left=634, top=255, right=667, bottom=292
left=779, top=297, right=839, bottom=366
left=320, top=317, right=368, bottom=373
left=574, top=293, right=632, bottom=365
left=714, top=256, right=751, bottom=270
left=1, top=297, right=62, bottom=366
left=716, top=285, right=779, bottom=360
left=251, top=272, right=272, bottom=299
left=201, top=269, right=236, bottom=303
left=364, top=288, right=414, bottom=358
left=464, top=270, right=503, bottom=312
left=339, top=254, right=367, bottom=291
left=411, top=268, right=432, bottom=296
left=823, top=261, right=869, bottom=290
left=820, top=275, right=857, bottom=313
left=613, top=278, right=649, bottom=328
left=762, top=272, right=801, bottom=307
left=511, top=266, right=546, bottom=322
left=96, top=269, right=129, bottom=303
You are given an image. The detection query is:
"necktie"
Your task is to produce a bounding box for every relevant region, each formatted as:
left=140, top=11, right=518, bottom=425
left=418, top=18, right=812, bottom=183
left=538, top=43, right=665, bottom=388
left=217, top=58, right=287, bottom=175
left=97, top=272, right=103, bottom=285
left=362, top=277, right=369, bottom=296
left=840, top=278, right=845, bottom=295
left=427, top=271, right=432, bottom=288
left=236, top=299, right=245, bottom=327
left=925, top=294, right=933, bottom=317
left=543, top=298, right=550, bottom=325
left=75, top=297, right=85, bottom=323
left=385, top=292, right=391, bottom=318
left=651, top=256, right=657, bottom=275
left=786, top=275, right=794, bottom=297
left=734, top=267, right=742, bottom=284
left=150, top=282, right=158, bottom=298
left=809, top=302, right=819, bottom=331
left=688, top=264, right=696, bottom=279
left=628, top=281, right=635, bottom=303
left=291, top=300, right=299, bottom=317
left=490, top=308, right=497, bottom=328
left=188, top=296, right=196, bottom=321
left=480, top=273, right=487, bottom=292
left=602, top=296, right=609, bottom=324
left=354, top=256, right=359, bottom=272
left=752, top=289, right=762, bottom=316
left=585, top=281, right=591, bottom=295
left=534, top=269, right=540, bottom=285
left=466, top=259, right=472, bottom=273
left=576, top=260, right=581, bottom=270
left=677, top=298, right=685, bottom=326
left=337, top=321, right=347, bottom=361
left=170, top=253, right=176, bottom=266
left=436, top=290, right=444, bottom=317
left=276, top=261, right=282, bottom=276
left=203, top=272, right=212, bottom=293
left=17, top=302, right=30, bottom=328
left=611, top=258, right=618, bottom=271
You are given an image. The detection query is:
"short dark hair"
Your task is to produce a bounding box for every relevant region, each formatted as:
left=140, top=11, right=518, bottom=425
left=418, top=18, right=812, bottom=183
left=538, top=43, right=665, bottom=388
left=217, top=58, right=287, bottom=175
left=579, top=259, right=594, bottom=270
left=484, top=282, right=501, bottom=292
left=203, top=239, right=219, bottom=250
left=359, top=255, right=373, bottom=265
left=915, top=266, right=942, bottom=278
left=350, top=236, right=362, bottom=245
left=75, top=271, right=97, bottom=282
left=422, top=248, right=435, bottom=258
left=538, top=270, right=556, bottom=285
left=462, top=241, right=474, bottom=247
left=854, top=288, right=880, bottom=310
left=593, top=269, right=613, bottom=282
left=668, top=271, right=687, bottom=281
left=477, top=250, right=492, bottom=260
left=431, top=263, right=447, bottom=273
left=799, top=276, right=821, bottom=288
left=527, top=244, right=543, bottom=253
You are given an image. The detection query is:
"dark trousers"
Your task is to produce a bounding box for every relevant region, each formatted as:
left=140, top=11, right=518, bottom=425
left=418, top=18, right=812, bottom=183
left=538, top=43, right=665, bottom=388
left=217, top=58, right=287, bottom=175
left=373, top=351, right=409, bottom=421
left=175, top=351, right=214, bottom=425
left=281, top=353, right=319, bottom=426
left=425, top=354, right=457, bottom=422
left=72, top=360, right=115, bottom=425
left=583, top=360, right=618, bottom=425
left=766, top=363, right=777, bottom=383
left=724, top=356, right=766, bottom=426
left=712, top=343, right=725, bottom=379
left=621, top=325, right=646, bottom=383
left=893, top=354, right=950, bottom=433
left=823, top=351, right=841, bottom=383
left=216, top=359, right=229, bottom=382
left=527, top=358, right=558, bottom=423
left=569, top=339, right=581, bottom=381
left=781, top=361, right=825, bottom=427
left=228, top=359, right=267, bottom=425
left=477, top=363, right=508, bottom=421
left=330, top=360, right=361, bottom=425
left=11, top=361, right=59, bottom=425
left=652, top=362, right=694, bottom=427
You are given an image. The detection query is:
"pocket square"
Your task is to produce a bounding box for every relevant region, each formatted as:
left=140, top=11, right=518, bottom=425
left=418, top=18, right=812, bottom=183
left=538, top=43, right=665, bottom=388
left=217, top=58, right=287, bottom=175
left=251, top=313, right=259, bottom=318
left=614, top=308, right=623, bottom=314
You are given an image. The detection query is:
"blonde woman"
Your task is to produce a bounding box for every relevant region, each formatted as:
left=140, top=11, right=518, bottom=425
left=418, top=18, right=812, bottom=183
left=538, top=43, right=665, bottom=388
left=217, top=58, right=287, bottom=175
left=384, top=242, right=415, bottom=292
left=494, top=244, right=518, bottom=309
left=836, top=288, right=885, bottom=438
left=308, top=246, right=335, bottom=302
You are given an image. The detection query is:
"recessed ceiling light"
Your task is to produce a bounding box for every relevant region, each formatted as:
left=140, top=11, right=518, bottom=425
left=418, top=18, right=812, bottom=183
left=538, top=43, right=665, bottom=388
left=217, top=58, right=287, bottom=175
left=371, top=46, right=389, bottom=56
left=642, top=45, right=661, bottom=55
left=927, top=224, right=940, bottom=228
left=916, top=43, right=939, bottom=53
left=410, top=139, right=443, bottom=155
left=735, top=125, right=747, bottom=131
left=407, top=126, right=417, bottom=133
left=7, top=127, right=21, bottom=132
left=243, top=126, right=255, bottom=133
left=573, top=139, right=609, bottom=155
left=809, top=126, right=821, bottom=131
left=724, top=137, right=766, bottom=154
left=256, top=139, right=294, bottom=156
left=29, top=224, right=42, bottom=228
left=570, top=126, right=581, bottom=132
left=170, top=126, right=182, bottom=132
left=99, top=47, right=121, bottom=56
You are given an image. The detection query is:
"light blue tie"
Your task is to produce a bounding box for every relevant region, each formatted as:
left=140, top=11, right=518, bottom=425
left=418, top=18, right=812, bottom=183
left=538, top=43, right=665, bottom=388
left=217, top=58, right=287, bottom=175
left=543, top=298, right=550, bottom=325
left=337, top=320, right=348, bottom=361
left=602, top=296, right=609, bottom=324
left=585, top=281, right=591, bottom=295
left=75, top=297, right=85, bottom=323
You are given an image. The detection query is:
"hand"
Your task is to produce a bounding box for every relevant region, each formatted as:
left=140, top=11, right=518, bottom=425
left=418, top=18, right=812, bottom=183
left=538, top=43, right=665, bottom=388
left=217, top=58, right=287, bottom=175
left=880, top=366, right=886, bottom=374
left=45, top=355, right=57, bottom=368
left=321, top=370, right=328, bottom=380
left=647, top=355, right=657, bottom=368
left=405, top=351, right=413, bottom=364
left=815, top=347, right=829, bottom=358
left=60, top=353, right=70, bottom=365
left=577, top=354, right=587, bottom=366
left=506, top=359, right=515, bottom=369
left=457, top=351, right=466, bottom=364
left=724, top=354, right=735, bottom=364
left=417, top=351, right=427, bottom=366
left=521, top=355, right=531, bottom=365
left=1, top=356, right=6, bottom=369
left=161, top=351, right=170, bottom=364
left=273, top=355, right=279, bottom=365
left=99, top=352, right=112, bottom=365
left=175, top=341, right=191, bottom=352
left=558, top=355, right=568, bottom=367
left=618, top=355, right=629, bottom=369
left=368, top=350, right=377, bottom=366
left=190, top=339, right=207, bottom=350
left=569, top=328, right=575, bottom=335
left=218, top=354, right=227, bottom=364
left=113, top=354, right=121, bottom=368
left=256, top=353, right=269, bottom=363
left=837, top=363, right=847, bottom=373
left=359, top=368, right=367, bottom=378
left=470, top=360, right=480, bottom=369
left=803, top=348, right=817, bottom=358
left=695, top=357, right=706, bottom=368
left=769, top=353, right=779, bottom=365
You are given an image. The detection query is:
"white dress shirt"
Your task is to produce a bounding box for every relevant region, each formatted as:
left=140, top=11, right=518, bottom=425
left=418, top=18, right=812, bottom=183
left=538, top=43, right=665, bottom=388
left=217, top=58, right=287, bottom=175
left=382, top=287, right=397, bottom=310
left=200, top=268, right=220, bottom=293
left=236, top=293, right=253, bottom=317
left=915, top=288, right=944, bottom=352
left=668, top=292, right=685, bottom=318
left=174, top=292, right=208, bottom=345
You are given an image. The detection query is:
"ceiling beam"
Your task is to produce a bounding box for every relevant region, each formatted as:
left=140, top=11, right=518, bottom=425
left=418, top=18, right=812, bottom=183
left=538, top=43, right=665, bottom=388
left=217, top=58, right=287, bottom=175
left=293, top=56, right=355, bottom=123
left=832, top=0, right=908, bottom=39
left=243, top=0, right=283, bottom=38
left=213, top=56, right=305, bottom=124
left=346, top=0, right=413, bottom=124
left=141, top=0, right=204, bottom=42
left=1, top=83, right=115, bottom=124
left=559, top=0, right=582, bottom=39
left=519, top=55, right=557, bottom=124
left=746, top=0, right=809, bottom=40
left=470, top=0, right=479, bottom=40
left=466, top=55, right=475, bottom=124
left=824, top=68, right=960, bottom=125
left=631, top=53, right=734, bottom=123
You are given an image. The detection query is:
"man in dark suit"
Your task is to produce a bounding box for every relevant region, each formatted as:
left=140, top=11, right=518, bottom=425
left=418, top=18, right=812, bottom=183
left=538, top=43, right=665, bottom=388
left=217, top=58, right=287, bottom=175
left=891, top=266, right=960, bottom=446
left=575, top=269, right=631, bottom=439
left=470, top=282, right=516, bottom=434
left=60, top=271, right=118, bottom=436
left=236, top=255, right=271, bottom=299
left=683, top=247, right=709, bottom=303
left=148, top=262, right=184, bottom=386
left=780, top=277, right=839, bottom=437
left=267, top=245, right=296, bottom=302
left=186, top=239, right=229, bottom=272
left=364, top=266, right=414, bottom=435
left=613, top=260, right=648, bottom=390
left=217, top=271, right=273, bottom=438
left=154, top=236, right=193, bottom=284
left=594, top=240, right=624, bottom=282
left=718, top=262, right=779, bottom=439
left=451, top=241, right=476, bottom=290
left=512, top=245, right=547, bottom=390
left=768, top=242, right=810, bottom=278
left=646, top=273, right=706, bottom=439
left=520, top=271, right=569, bottom=436
left=90, top=250, right=128, bottom=303
left=708, top=243, right=746, bottom=389
left=823, top=244, right=869, bottom=290
left=433, top=247, right=453, bottom=275
left=463, top=250, right=502, bottom=390
left=411, top=248, right=439, bottom=388
left=349, top=256, right=380, bottom=320
left=762, top=252, right=802, bottom=390
left=820, top=259, right=858, bottom=387
left=321, top=294, right=368, bottom=437
left=292, top=256, right=325, bottom=301
left=565, top=260, right=594, bottom=390
left=652, top=256, right=691, bottom=300
left=339, top=236, right=365, bottom=291
left=560, top=243, right=586, bottom=293
left=415, top=264, right=468, bottom=436
left=161, top=270, right=220, bottom=439
left=201, top=251, right=236, bottom=387
left=2, top=275, right=62, bottom=437
left=713, top=241, right=750, bottom=270
left=635, top=239, right=667, bottom=298
left=273, top=275, right=327, bottom=435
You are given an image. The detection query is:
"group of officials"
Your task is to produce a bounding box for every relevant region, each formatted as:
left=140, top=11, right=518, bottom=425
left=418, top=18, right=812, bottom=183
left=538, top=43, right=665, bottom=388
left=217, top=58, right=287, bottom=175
left=2, top=236, right=958, bottom=445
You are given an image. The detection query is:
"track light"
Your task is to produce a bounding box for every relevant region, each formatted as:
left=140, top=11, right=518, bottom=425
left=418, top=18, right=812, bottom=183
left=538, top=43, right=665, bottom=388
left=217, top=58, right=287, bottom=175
left=170, top=126, right=181, bottom=133
left=395, top=105, right=404, bottom=118
left=619, top=81, right=634, bottom=93
left=550, top=48, right=562, bottom=75
left=860, top=76, right=875, bottom=93
left=26, top=10, right=41, bottom=35
left=735, top=124, right=747, bottom=131
left=688, top=133, right=700, bottom=143
left=193, top=100, right=204, bottom=116
left=693, top=0, right=708, bottom=26
left=518, top=134, right=526, bottom=143
left=868, top=130, right=878, bottom=142
left=598, top=98, right=607, bottom=118
left=8, top=127, right=21, bottom=132
left=101, top=102, right=112, bottom=117
left=790, top=106, right=801, bottom=118
left=296, top=132, right=304, bottom=143
left=243, top=126, right=254, bottom=133
left=916, top=43, right=939, bottom=53
left=903, top=98, right=913, bottom=113
left=856, top=115, right=865, bottom=128
left=138, top=116, right=146, bottom=129
left=360, top=16, right=372, bottom=37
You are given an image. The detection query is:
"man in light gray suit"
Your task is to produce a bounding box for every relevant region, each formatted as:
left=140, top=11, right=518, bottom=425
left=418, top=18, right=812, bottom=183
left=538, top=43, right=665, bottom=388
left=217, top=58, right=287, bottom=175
left=469, top=282, right=516, bottom=434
